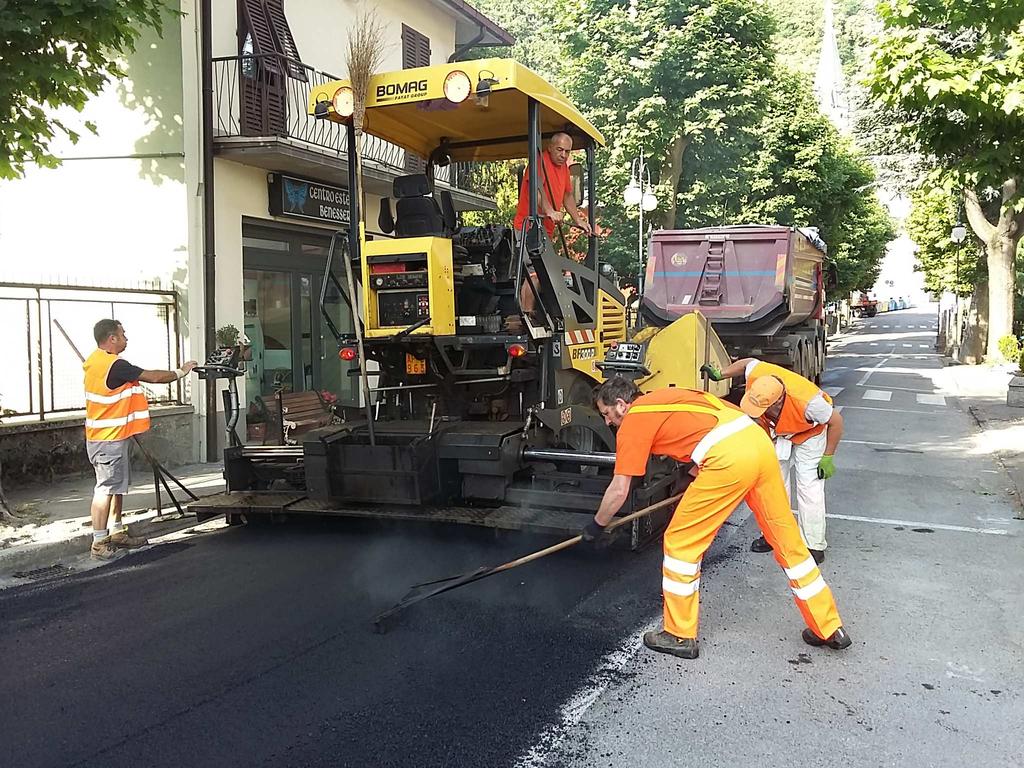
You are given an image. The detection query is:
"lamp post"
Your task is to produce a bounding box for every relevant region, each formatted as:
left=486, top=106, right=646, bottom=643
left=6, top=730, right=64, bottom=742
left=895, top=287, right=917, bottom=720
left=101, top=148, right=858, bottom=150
left=624, top=151, right=657, bottom=295
left=951, top=222, right=967, bottom=349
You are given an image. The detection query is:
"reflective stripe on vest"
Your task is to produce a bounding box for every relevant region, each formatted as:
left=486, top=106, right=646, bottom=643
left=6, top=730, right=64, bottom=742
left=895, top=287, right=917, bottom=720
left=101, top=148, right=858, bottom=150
left=83, top=350, right=151, bottom=441
left=628, top=397, right=757, bottom=465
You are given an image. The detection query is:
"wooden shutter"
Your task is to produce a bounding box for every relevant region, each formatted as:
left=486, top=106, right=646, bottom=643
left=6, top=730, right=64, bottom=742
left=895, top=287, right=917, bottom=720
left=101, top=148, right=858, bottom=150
left=401, top=24, right=431, bottom=69
left=401, top=25, right=431, bottom=171
left=265, top=0, right=307, bottom=81
left=238, top=0, right=286, bottom=136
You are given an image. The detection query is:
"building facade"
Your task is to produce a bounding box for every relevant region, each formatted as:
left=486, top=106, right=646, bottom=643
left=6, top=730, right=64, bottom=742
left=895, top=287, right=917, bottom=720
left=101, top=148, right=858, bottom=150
left=0, top=0, right=511, bottom=473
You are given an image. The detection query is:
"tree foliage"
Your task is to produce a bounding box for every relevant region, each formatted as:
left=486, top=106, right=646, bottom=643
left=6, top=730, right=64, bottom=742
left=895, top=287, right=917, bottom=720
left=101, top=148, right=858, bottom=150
left=867, top=0, right=1024, bottom=359
left=905, top=185, right=983, bottom=296
left=0, top=0, right=167, bottom=179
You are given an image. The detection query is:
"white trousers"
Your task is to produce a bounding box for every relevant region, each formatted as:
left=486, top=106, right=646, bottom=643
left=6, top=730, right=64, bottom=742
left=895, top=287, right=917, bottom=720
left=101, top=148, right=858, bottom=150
left=777, top=429, right=828, bottom=550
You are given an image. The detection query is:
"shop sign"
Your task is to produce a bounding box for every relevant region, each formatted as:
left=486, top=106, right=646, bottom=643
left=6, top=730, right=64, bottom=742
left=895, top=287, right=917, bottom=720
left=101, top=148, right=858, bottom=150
left=269, top=173, right=350, bottom=225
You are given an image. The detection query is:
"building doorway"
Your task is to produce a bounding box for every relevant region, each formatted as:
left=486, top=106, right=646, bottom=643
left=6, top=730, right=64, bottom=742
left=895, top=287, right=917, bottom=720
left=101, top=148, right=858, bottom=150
left=242, top=221, right=356, bottom=422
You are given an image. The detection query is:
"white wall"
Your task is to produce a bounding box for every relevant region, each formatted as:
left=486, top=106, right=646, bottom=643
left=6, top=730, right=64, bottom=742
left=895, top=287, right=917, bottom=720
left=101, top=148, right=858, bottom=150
left=212, top=0, right=458, bottom=73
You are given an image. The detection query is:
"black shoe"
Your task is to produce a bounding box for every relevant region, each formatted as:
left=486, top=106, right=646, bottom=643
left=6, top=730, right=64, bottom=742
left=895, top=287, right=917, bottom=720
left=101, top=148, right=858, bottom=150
left=643, top=630, right=699, bottom=659
left=802, top=626, right=852, bottom=650
left=750, top=536, right=773, bottom=553
left=809, top=549, right=825, bottom=564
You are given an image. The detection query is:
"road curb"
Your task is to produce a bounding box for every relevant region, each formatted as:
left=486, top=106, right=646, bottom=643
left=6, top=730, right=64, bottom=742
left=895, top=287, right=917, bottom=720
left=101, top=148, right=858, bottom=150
left=0, top=513, right=202, bottom=578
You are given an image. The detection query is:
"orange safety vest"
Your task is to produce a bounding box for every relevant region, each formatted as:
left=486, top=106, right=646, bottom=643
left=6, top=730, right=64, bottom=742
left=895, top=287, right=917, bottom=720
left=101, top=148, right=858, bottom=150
left=83, top=349, right=151, bottom=441
left=747, top=361, right=832, bottom=444
left=628, top=391, right=755, bottom=466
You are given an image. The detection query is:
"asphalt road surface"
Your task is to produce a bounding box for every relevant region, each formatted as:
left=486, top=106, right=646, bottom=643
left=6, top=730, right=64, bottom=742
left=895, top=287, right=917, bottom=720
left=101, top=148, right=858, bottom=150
left=2, top=307, right=1022, bottom=767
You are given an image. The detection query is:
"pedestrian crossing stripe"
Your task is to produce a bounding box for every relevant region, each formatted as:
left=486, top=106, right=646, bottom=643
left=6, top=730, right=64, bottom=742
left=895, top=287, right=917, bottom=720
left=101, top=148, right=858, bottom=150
left=863, top=389, right=892, bottom=401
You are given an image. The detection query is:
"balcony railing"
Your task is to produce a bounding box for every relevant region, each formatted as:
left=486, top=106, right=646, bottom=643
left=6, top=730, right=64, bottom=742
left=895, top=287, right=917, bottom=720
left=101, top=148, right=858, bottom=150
left=212, top=54, right=479, bottom=192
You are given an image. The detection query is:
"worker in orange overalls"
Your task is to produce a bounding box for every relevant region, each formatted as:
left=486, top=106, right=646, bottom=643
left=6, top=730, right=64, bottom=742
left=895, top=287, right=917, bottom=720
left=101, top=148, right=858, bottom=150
left=703, top=358, right=844, bottom=563
left=582, top=376, right=851, bottom=659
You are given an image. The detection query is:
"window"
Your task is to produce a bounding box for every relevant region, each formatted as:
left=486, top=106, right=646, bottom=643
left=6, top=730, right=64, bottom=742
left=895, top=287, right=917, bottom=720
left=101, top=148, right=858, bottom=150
left=401, top=25, right=431, bottom=172
left=238, top=0, right=306, bottom=80
left=401, top=25, right=431, bottom=69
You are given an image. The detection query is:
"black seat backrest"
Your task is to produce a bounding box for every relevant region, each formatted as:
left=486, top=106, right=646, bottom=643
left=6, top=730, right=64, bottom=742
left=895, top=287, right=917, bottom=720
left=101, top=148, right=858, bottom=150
left=437, top=190, right=459, bottom=234
left=393, top=174, right=445, bottom=237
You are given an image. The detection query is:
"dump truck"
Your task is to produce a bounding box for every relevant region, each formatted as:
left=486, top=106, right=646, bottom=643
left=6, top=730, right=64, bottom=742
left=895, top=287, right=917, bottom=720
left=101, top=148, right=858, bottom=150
left=190, top=59, right=731, bottom=548
left=640, top=225, right=834, bottom=383
left=850, top=291, right=878, bottom=318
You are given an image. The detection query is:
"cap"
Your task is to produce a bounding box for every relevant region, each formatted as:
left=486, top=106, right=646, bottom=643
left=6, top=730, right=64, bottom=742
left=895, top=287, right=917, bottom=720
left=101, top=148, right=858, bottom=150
left=740, top=376, right=785, bottom=418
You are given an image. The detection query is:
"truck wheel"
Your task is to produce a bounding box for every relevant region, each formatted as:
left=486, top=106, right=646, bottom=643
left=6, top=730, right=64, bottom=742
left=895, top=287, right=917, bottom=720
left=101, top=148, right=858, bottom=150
left=866, top=306, right=877, bottom=318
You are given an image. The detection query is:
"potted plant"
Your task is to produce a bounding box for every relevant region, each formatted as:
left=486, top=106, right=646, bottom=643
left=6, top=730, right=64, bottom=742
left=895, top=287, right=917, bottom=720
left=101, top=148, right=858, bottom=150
left=216, top=324, right=240, bottom=348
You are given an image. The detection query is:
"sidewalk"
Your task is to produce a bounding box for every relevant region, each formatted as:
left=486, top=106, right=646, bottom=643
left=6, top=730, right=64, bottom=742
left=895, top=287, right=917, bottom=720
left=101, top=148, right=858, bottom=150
left=0, top=463, right=224, bottom=583
left=940, top=361, right=1024, bottom=518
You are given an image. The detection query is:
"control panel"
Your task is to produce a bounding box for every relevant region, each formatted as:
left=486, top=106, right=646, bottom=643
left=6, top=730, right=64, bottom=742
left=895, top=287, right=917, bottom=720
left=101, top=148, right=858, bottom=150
left=370, top=272, right=428, bottom=291
left=378, top=291, right=430, bottom=327
left=196, top=346, right=243, bottom=380
left=596, top=341, right=651, bottom=379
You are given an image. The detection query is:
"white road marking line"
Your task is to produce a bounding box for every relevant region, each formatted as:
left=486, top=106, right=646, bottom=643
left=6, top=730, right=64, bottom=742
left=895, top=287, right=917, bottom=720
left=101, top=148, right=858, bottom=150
left=824, top=386, right=844, bottom=397
left=857, top=348, right=895, bottom=386
left=827, top=513, right=1011, bottom=536
left=918, top=344, right=931, bottom=349
left=870, top=342, right=879, bottom=346
left=902, top=343, right=913, bottom=348
left=882, top=325, right=890, bottom=328
left=839, top=405, right=937, bottom=414
left=916, top=393, right=947, bottom=406
left=863, top=389, right=892, bottom=401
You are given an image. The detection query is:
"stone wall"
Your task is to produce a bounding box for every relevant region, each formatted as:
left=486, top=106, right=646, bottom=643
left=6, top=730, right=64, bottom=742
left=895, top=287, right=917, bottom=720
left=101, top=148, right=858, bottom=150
left=0, top=406, right=195, bottom=488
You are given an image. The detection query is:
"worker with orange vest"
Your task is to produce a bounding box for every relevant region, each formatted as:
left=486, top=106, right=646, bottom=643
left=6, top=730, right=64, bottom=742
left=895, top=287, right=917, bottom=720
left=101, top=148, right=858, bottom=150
left=583, top=376, right=851, bottom=659
left=702, top=358, right=844, bottom=563
left=84, top=319, right=197, bottom=561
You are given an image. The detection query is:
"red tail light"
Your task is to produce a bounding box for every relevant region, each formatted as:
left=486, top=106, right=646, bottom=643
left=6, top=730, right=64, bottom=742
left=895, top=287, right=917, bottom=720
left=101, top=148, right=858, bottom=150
left=507, top=343, right=528, bottom=358
left=339, top=347, right=358, bottom=361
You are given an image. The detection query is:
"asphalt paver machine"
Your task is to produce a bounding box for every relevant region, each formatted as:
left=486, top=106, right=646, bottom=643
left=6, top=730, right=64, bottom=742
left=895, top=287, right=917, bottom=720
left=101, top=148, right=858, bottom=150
left=192, top=59, right=731, bottom=548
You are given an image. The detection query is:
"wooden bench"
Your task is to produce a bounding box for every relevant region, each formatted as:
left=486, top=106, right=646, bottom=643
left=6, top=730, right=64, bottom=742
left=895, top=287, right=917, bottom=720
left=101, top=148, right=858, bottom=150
left=276, top=391, right=334, bottom=445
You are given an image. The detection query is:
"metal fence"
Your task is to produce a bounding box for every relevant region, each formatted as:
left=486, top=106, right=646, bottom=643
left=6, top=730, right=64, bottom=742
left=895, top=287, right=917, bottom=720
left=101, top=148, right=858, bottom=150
left=211, top=53, right=478, bottom=191
left=0, top=284, right=182, bottom=421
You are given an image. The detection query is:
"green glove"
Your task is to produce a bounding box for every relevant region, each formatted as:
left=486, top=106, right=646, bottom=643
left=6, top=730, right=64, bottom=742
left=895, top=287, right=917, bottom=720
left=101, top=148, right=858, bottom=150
left=700, top=363, right=723, bottom=382
left=817, top=455, right=836, bottom=480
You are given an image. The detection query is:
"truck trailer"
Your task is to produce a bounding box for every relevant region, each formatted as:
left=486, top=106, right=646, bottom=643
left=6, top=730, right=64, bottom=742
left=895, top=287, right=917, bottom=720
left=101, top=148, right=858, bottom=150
left=640, top=225, right=835, bottom=382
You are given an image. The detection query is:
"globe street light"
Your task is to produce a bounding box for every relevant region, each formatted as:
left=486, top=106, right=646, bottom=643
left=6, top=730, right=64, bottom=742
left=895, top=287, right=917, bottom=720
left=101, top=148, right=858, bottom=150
left=624, top=151, right=657, bottom=297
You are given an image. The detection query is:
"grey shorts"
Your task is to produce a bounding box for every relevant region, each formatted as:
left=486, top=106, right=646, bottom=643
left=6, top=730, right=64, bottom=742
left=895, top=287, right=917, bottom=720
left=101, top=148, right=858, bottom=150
left=87, top=439, right=133, bottom=495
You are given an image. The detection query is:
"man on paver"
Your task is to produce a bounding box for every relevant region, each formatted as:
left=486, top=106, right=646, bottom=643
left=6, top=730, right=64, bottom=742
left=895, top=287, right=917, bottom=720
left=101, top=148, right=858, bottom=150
left=512, top=132, right=592, bottom=241
left=583, top=376, right=851, bottom=659
left=702, top=358, right=843, bottom=564
left=84, top=319, right=197, bottom=561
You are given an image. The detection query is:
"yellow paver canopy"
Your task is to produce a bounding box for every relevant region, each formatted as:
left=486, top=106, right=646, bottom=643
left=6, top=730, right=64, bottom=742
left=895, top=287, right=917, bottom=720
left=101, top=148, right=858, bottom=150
left=307, top=58, right=604, bottom=162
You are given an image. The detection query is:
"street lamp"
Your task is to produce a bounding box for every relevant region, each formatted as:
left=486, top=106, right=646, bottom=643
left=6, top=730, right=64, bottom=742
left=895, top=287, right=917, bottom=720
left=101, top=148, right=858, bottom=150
left=950, top=222, right=967, bottom=348
left=624, top=150, right=657, bottom=295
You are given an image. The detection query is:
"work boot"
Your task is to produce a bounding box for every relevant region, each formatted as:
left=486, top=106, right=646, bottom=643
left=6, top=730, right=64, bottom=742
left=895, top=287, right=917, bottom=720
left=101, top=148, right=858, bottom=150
left=109, top=529, right=149, bottom=549
left=643, top=630, right=699, bottom=659
left=750, top=535, right=773, bottom=553
left=809, top=548, right=825, bottom=564
left=90, top=537, right=126, bottom=562
left=802, top=626, right=852, bottom=650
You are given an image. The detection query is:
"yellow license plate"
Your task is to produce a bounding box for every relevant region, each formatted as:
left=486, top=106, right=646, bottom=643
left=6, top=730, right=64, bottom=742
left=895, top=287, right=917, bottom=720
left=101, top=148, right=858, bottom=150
left=405, top=354, right=427, bottom=375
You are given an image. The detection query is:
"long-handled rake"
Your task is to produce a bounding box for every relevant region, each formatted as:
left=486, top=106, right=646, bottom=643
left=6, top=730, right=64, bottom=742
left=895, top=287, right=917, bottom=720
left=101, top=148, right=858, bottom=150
left=372, top=493, right=683, bottom=633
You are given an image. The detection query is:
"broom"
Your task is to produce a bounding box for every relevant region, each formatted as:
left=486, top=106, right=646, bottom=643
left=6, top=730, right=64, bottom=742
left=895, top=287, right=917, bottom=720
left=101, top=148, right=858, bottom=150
left=344, top=8, right=386, bottom=445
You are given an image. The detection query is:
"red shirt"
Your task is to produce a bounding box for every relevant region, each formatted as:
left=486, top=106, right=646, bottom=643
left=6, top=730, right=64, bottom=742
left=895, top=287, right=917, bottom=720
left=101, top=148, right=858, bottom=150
left=614, top=389, right=742, bottom=476
left=512, top=150, right=571, bottom=238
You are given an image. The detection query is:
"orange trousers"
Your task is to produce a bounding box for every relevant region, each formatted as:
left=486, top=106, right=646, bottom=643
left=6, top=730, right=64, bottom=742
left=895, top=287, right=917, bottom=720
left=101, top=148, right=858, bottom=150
left=662, top=423, right=843, bottom=640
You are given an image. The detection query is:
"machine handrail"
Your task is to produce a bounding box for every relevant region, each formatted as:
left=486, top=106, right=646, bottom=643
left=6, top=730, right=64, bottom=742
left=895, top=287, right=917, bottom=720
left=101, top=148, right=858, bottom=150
left=320, top=230, right=357, bottom=344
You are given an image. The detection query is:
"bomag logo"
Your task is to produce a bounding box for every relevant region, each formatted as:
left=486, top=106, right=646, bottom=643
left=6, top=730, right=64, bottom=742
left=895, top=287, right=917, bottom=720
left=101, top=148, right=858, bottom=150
left=376, top=79, right=429, bottom=102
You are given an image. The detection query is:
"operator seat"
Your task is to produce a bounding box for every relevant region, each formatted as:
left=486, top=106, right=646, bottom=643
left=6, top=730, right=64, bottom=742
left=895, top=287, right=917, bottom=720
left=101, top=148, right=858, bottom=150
left=377, top=174, right=458, bottom=238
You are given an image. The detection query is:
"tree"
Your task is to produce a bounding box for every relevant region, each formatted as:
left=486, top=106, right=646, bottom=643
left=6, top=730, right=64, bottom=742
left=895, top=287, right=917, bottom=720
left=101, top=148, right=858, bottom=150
left=905, top=184, right=983, bottom=297
left=0, top=0, right=167, bottom=179
left=867, top=0, right=1024, bottom=360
